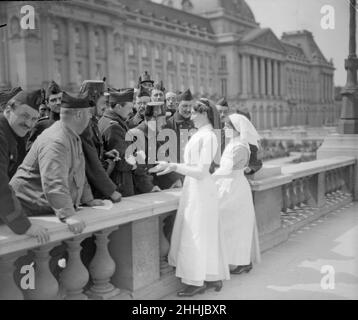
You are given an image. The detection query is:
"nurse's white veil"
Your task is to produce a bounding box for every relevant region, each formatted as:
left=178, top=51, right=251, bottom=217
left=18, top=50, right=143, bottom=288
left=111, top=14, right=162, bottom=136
left=228, top=114, right=261, bottom=148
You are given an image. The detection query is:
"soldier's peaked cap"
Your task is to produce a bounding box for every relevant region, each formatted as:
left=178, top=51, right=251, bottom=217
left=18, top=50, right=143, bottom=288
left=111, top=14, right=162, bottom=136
left=109, top=88, right=134, bottom=104
left=61, top=91, right=90, bottom=109
left=12, top=89, right=45, bottom=111
left=177, top=89, right=193, bottom=102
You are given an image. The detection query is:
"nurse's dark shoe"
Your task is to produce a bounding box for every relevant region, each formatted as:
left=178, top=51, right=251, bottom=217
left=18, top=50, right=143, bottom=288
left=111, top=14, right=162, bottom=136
left=177, top=284, right=207, bottom=297
left=230, top=262, right=253, bottom=275
left=205, top=280, right=223, bottom=292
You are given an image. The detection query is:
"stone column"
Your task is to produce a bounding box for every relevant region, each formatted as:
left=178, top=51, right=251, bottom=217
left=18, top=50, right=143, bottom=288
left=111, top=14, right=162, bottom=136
left=88, top=24, right=96, bottom=79
left=260, top=58, right=266, bottom=96
left=280, top=63, right=286, bottom=98
left=0, top=4, right=8, bottom=88
left=273, top=60, right=279, bottom=97
left=45, top=15, right=54, bottom=83
left=253, top=56, right=259, bottom=96
left=247, top=55, right=252, bottom=96
left=106, top=28, right=118, bottom=87
left=267, top=59, right=272, bottom=97
left=67, top=20, right=77, bottom=89
left=241, top=54, right=248, bottom=98
left=162, top=44, right=167, bottom=84
left=138, top=39, right=143, bottom=75
left=176, top=47, right=182, bottom=91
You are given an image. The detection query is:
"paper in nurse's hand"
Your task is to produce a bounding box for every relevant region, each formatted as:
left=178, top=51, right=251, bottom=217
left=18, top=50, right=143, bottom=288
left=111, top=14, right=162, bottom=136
left=92, top=200, right=113, bottom=210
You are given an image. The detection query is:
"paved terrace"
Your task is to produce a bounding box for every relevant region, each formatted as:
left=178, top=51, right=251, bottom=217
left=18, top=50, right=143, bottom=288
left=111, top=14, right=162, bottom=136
left=163, top=202, right=358, bottom=300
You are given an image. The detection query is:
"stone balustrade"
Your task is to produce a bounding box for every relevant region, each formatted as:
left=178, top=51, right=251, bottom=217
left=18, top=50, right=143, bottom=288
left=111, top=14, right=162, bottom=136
left=0, top=156, right=355, bottom=300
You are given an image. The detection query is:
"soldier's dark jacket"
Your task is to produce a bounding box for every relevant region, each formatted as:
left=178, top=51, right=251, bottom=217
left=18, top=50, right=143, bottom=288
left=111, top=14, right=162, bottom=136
left=98, top=109, right=154, bottom=197
left=26, top=111, right=60, bottom=152
left=0, top=115, right=31, bottom=234
left=80, top=116, right=117, bottom=198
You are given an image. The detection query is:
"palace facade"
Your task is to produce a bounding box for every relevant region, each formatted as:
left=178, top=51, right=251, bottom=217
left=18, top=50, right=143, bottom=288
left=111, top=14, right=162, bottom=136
left=0, top=0, right=337, bottom=129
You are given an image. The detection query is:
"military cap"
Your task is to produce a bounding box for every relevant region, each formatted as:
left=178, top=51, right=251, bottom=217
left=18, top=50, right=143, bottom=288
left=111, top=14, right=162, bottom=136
left=216, top=97, right=228, bottom=107
left=177, top=89, right=193, bottom=102
left=138, top=71, right=154, bottom=86
left=12, top=89, right=45, bottom=111
left=0, top=86, right=22, bottom=109
left=153, top=81, right=165, bottom=92
left=108, top=88, right=134, bottom=104
left=137, top=86, right=151, bottom=98
left=61, top=91, right=90, bottom=109
left=46, top=80, right=62, bottom=99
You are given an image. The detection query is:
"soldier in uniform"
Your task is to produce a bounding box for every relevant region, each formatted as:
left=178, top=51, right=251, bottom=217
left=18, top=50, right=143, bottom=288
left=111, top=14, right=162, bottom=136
left=138, top=70, right=154, bottom=92
left=216, top=97, right=229, bottom=125
left=10, top=92, right=104, bottom=235
left=99, top=89, right=157, bottom=197
left=165, top=91, right=178, bottom=117
left=165, top=89, right=196, bottom=165
left=127, top=86, right=150, bottom=129
left=0, top=89, right=50, bottom=243
left=26, top=80, right=62, bottom=151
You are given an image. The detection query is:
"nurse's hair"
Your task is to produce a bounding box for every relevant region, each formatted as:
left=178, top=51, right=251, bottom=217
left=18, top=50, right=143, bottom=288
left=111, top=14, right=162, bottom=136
left=193, top=98, right=221, bottom=129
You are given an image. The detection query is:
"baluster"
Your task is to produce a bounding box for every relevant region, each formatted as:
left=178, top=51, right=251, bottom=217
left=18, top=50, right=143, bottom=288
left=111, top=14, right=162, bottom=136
left=25, top=244, right=60, bottom=300
left=60, top=235, right=89, bottom=300
left=160, top=214, right=173, bottom=275
left=298, top=178, right=307, bottom=208
left=281, top=184, right=288, bottom=215
left=0, top=252, right=25, bottom=300
left=291, top=181, right=300, bottom=212
left=336, top=168, right=344, bottom=198
left=86, top=228, right=120, bottom=300
left=331, top=170, right=340, bottom=202
left=325, top=171, right=332, bottom=199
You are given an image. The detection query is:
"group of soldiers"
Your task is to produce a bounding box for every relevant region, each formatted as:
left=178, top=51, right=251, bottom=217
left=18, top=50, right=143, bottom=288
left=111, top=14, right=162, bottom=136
left=0, top=70, right=262, bottom=244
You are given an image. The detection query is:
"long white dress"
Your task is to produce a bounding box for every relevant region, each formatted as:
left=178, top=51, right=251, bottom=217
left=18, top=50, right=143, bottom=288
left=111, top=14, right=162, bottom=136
left=213, top=137, right=261, bottom=266
left=168, top=124, right=230, bottom=286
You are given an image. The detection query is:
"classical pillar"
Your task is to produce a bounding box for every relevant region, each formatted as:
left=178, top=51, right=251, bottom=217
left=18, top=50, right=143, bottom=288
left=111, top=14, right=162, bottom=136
left=247, top=55, right=252, bottom=95
left=260, top=57, right=266, bottom=96
left=60, top=236, right=90, bottom=300
left=106, top=28, right=117, bottom=86
left=253, top=56, right=259, bottom=96
left=241, top=54, right=248, bottom=98
left=86, top=228, right=120, bottom=300
left=176, top=47, right=182, bottom=91
left=67, top=20, right=77, bottom=89
left=45, top=15, right=54, bottom=83
left=88, top=24, right=96, bottom=79
left=280, top=63, right=286, bottom=98
left=162, top=44, right=167, bottom=84
left=25, top=245, right=60, bottom=300
left=150, top=42, right=156, bottom=83
left=267, top=59, right=272, bottom=97
left=273, top=60, right=279, bottom=97
left=0, top=4, right=8, bottom=88
left=137, top=39, right=143, bottom=75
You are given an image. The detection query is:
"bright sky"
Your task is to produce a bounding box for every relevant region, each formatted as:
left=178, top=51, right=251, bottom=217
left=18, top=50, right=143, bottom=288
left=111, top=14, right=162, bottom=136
left=245, top=0, right=350, bottom=86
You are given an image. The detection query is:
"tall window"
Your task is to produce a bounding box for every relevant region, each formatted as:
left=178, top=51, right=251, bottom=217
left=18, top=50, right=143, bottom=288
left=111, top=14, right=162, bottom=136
left=180, top=52, right=185, bottom=64
left=94, top=31, right=100, bottom=49
left=52, top=24, right=59, bottom=42
left=189, top=53, right=194, bottom=65
left=142, top=44, right=148, bottom=58
left=74, top=27, right=80, bottom=46
left=221, top=79, right=227, bottom=97
left=220, top=55, right=227, bottom=70
left=155, top=46, right=160, bottom=60
left=168, top=49, right=173, bottom=62
left=128, top=42, right=135, bottom=57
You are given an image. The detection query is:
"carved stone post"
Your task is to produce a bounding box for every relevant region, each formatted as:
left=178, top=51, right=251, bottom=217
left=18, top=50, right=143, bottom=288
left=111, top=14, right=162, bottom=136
left=60, top=235, right=89, bottom=300
left=86, top=228, right=120, bottom=300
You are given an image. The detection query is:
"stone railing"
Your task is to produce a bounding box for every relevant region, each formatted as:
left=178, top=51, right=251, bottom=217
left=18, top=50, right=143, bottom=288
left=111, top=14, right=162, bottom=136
left=0, top=156, right=355, bottom=300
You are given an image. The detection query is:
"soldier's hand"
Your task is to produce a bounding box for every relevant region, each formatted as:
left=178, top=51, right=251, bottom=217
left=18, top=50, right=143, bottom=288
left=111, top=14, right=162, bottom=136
left=110, top=191, right=122, bottom=203
left=66, top=217, right=86, bottom=234
left=105, top=149, right=120, bottom=161
left=85, top=199, right=105, bottom=207
left=26, top=224, right=50, bottom=244
left=151, top=185, right=161, bottom=192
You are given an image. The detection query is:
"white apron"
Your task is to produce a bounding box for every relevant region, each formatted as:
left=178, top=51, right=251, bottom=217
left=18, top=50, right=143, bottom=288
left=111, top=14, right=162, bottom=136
left=214, top=140, right=261, bottom=266
left=168, top=125, right=230, bottom=285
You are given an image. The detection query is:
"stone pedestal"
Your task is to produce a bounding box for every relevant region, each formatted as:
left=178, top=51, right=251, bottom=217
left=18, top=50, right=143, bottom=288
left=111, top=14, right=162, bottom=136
left=317, top=134, right=358, bottom=200
left=109, top=217, right=160, bottom=292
